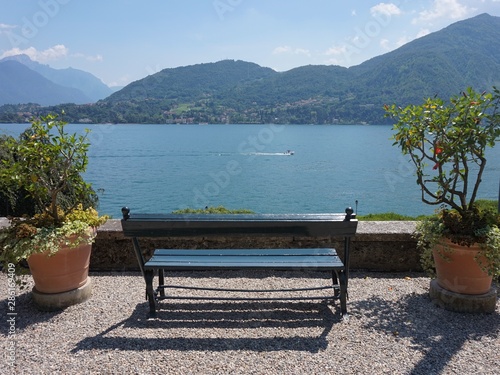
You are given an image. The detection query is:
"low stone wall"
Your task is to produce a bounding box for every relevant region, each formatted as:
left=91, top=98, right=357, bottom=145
left=91, top=220, right=421, bottom=272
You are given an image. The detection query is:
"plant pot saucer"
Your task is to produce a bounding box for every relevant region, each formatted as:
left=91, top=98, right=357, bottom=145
left=32, top=277, right=92, bottom=311
left=429, top=279, right=497, bottom=314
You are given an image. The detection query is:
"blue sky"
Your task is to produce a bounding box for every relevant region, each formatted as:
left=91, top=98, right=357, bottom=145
left=1, top=0, right=500, bottom=87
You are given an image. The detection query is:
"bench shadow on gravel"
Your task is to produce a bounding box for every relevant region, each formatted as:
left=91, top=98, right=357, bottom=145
left=350, top=287, right=499, bottom=375
left=72, top=300, right=341, bottom=353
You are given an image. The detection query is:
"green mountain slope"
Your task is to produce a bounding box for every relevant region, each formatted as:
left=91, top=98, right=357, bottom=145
left=106, top=60, right=277, bottom=103
left=351, top=13, right=500, bottom=105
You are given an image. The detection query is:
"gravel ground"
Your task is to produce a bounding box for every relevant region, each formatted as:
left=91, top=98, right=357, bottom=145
left=1, top=270, right=499, bottom=375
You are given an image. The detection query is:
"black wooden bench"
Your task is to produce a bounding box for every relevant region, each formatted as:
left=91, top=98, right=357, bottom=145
left=121, top=207, right=358, bottom=318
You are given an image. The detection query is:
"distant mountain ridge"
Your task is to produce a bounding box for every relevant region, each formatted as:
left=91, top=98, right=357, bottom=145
left=1, top=13, right=500, bottom=124
left=0, top=60, right=91, bottom=106
left=0, top=54, right=113, bottom=105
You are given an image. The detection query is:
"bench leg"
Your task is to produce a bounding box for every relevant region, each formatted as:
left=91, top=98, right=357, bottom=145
left=144, top=270, right=157, bottom=315
left=331, top=270, right=340, bottom=298
left=338, top=271, right=348, bottom=318
left=158, top=269, right=165, bottom=297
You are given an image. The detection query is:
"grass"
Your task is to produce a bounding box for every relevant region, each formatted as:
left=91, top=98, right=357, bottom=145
left=357, top=199, right=498, bottom=221
left=356, top=212, right=426, bottom=221
left=172, top=206, right=254, bottom=214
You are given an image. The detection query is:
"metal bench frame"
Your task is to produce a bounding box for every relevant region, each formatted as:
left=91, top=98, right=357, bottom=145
left=121, top=207, right=357, bottom=317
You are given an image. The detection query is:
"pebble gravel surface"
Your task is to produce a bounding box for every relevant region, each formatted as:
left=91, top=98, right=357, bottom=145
left=1, top=271, right=499, bottom=374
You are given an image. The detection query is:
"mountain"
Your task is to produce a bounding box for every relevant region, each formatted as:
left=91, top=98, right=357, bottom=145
left=105, top=59, right=277, bottom=103
left=0, top=54, right=113, bottom=104
left=1, top=13, right=500, bottom=124
left=105, top=60, right=353, bottom=108
left=349, top=13, right=500, bottom=104
left=0, top=60, right=92, bottom=106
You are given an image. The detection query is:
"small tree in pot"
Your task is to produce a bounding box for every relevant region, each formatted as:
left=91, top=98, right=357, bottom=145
left=0, top=113, right=107, bottom=296
left=385, top=87, right=500, bottom=294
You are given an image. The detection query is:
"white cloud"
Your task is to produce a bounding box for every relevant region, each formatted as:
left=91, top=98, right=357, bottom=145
left=1, top=45, right=104, bottom=64
left=0, top=45, right=68, bottom=62
left=395, top=36, right=411, bottom=48
left=294, top=48, right=311, bottom=57
left=379, top=35, right=411, bottom=52
left=0, top=23, right=16, bottom=31
left=380, top=38, right=391, bottom=50
left=273, top=46, right=310, bottom=57
left=273, top=46, right=291, bottom=54
left=414, top=0, right=472, bottom=23
left=86, top=54, right=103, bottom=62
left=323, top=44, right=354, bottom=65
left=325, top=45, right=347, bottom=56
left=370, top=3, right=402, bottom=17
left=377, top=26, right=432, bottom=53
left=40, top=45, right=68, bottom=60
left=73, top=52, right=103, bottom=62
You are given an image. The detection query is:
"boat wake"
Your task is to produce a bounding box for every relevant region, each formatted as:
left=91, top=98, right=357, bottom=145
left=245, top=150, right=295, bottom=156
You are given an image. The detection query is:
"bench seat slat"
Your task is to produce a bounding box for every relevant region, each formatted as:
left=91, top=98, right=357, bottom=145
left=145, top=260, right=342, bottom=270
left=145, top=248, right=344, bottom=270
left=153, top=248, right=338, bottom=257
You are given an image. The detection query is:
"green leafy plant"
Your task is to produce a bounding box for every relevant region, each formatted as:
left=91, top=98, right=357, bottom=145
left=0, top=114, right=108, bottom=271
left=0, top=135, right=36, bottom=216
left=385, top=87, right=500, bottom=277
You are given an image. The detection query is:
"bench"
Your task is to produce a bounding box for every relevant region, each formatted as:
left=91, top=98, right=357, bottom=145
left=120, top=207, right=358, bottom=318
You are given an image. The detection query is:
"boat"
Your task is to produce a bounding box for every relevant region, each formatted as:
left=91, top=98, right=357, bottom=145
left=284, top=150, right=295, bottom=155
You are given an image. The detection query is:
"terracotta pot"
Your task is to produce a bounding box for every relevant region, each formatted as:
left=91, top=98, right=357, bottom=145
left=27, top=230, right=94, bottom=294
left=432, top=239, right=492, bottom=295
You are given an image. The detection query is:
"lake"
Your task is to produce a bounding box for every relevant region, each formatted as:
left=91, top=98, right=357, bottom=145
left=1, top=123, right=499, bottom=218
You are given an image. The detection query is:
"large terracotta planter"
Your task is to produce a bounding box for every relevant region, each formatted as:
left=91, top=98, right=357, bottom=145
left=433, top=239, right=492, bottom=295
left=27, top=230, right=93, bottom=294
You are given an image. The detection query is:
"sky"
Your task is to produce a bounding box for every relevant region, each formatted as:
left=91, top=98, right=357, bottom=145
left=1, top=0, right=500, bottom=88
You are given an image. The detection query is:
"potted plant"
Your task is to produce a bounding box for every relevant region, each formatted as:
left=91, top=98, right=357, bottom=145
left=0, top=113, right=107, bottom=296
left=384, top=87, right=500, bottom=295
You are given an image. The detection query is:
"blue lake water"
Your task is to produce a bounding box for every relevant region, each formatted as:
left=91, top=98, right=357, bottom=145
left=1, top=123, right=499, bottom=218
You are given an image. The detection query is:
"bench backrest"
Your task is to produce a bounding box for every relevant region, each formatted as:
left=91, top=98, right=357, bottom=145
left=121, top=207, right=358, bottom=239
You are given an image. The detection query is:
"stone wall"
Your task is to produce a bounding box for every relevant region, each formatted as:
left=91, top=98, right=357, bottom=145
left=91, top=220, right=420, bottom=272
